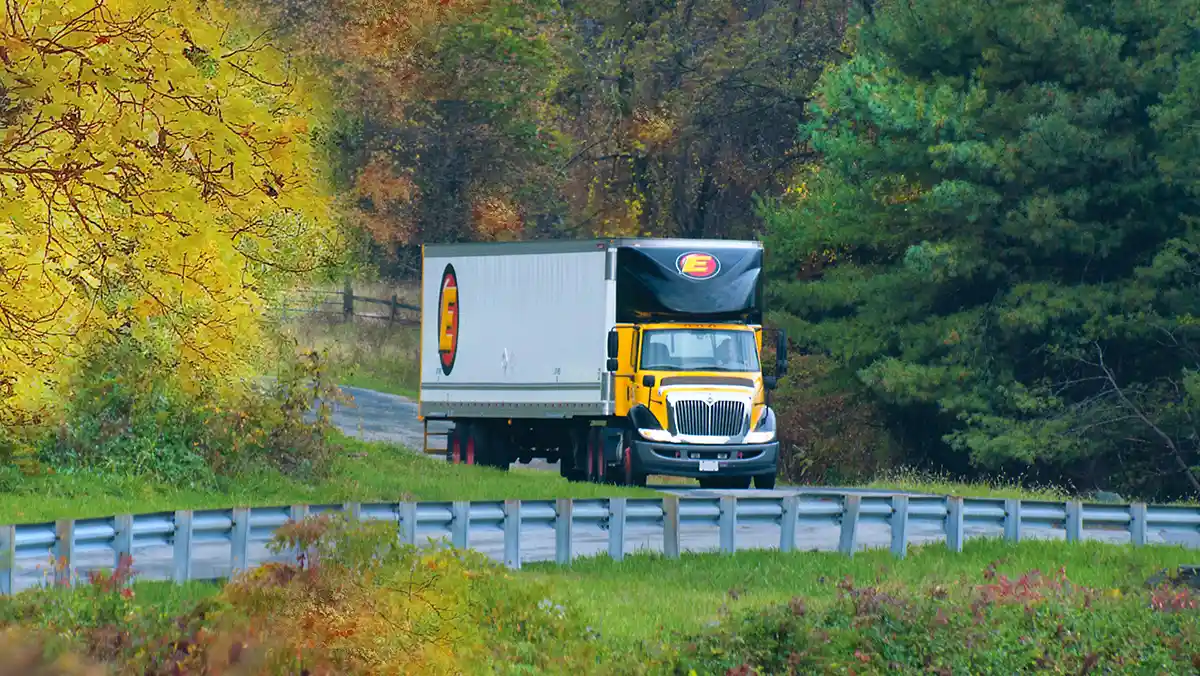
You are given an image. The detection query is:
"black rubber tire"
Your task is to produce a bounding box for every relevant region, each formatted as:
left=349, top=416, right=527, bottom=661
left=754, top=472, right=777, bottom=490
left=561, top=427, right=587, bottom=482
left=588, top=428, right=606, bottom=483
left=477, top=422, right=509, bottom=471
left=446, top=423, right=464, bottom=464
left=699, top=476, right=752, bottom=490
left=620, top=445, right=647, bottom=487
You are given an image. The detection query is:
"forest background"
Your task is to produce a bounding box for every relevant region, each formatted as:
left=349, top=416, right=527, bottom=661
left=2, top=0, right=1199, bottom=502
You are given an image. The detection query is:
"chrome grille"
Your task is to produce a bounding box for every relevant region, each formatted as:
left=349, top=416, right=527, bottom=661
left=671, top=399, right=747, bottom=437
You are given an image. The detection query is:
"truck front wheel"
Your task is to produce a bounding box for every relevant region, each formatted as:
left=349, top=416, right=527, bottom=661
left=754, top=472, right=777, bottom=490
left=699, top=476, right=751, bottom=490
left=620, top=445, right=647, bottom=487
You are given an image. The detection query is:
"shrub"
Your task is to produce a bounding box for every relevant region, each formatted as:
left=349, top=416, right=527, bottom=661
left=0, top=628, right=107, bottom=676
left=0, top=515, right=610, bottom=675
left=21, top=334, right=347, bottom=487
left=668, top=564, right=1200, bottom=675
left=768, top=351, right=898, bottom=485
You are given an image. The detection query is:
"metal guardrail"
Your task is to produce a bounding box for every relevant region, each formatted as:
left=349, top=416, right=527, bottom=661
left=2, top=494, right=1198, bottom=595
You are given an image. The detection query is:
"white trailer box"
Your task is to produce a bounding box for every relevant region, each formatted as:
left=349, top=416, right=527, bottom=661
left=419, top=241, right=617, bottom=419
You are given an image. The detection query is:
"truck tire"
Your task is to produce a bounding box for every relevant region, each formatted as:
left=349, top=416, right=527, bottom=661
left=561, top=427, right=587, bottom=482
left=446, top=423, right=463, bottom=464
left=620, top=445, right=647, bottom=487
left=699, top=476, right=751, bottom=490
left=754, top=473, right=777, bottom=490
left=586, top=427, right=605, bottom=483
left=461, top=422, right=478, bottom=465
left=472, top=422, right=509, bottom=471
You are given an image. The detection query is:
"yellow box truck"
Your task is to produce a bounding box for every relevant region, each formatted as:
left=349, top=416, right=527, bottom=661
left=418, top=238, right=787, bottom=489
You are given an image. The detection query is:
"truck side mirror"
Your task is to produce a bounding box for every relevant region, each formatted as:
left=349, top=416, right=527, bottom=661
left=764, top=375, right=778, bottom=391
left=775, top=329, right=788, bottom=377
left=606, top=357, right=618, bottom=372
left=607, top=329, right=619, bottom=360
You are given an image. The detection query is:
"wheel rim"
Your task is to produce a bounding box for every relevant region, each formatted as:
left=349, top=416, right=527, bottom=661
left=623, top=446, right=632, bottom=485
left=466, top=434, right=476, bottom=465
left=586, top=433, right=595, bottom=481
left=596, top=431, right=605, bottom=481
left=450, top=433, right=461, bottom=463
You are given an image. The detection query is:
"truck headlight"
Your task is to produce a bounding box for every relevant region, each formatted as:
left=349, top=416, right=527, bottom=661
left=744, top=407, right=776, bottom=444
left=630, top=404, right=673, bottom=442
left=637, top=428, right=674, bottom=442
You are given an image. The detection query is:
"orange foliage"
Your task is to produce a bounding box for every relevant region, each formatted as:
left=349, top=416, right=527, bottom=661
left=352, top=155, right=419, bottom=245
left=471, top=193, right=525, bottom=240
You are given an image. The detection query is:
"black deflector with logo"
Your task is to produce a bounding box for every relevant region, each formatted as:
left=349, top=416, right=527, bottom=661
left=614, top=242, right=764, bottom=324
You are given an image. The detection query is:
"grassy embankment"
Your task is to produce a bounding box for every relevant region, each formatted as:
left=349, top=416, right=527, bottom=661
left=2, top=529, right=1196, bottom=674
left=0, top=435, right=655, bottom=525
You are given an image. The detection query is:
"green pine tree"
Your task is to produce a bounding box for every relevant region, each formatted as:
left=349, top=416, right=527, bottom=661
left=761, top=0, right=1200, bottom=499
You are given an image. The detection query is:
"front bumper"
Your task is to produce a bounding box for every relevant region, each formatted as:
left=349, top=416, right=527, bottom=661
left=631, top=439, right=778, bottom=478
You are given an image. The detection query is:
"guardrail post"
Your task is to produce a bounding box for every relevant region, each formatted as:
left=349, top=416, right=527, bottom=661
left=719, top=496, right=736, bottom=554
left=399, top=502, right=417, bottom=546
left=608, top=498, right=627, bottom=562
left=780, top=495, right=798, bottom=553
left=0, top=525, right=14, bottom=596
left=503, top=500, right=521, bottom=569
left=288, top=504, right=309, bottom=524
left=1130, top=503, right=1148, bottom=546
left=231, top=508, right=250, bottom=575
left=838, top=495, right=860, bottom=556
left=173, top=510, right=193, bottom=583
left=1003, top=499, right=1021, bottom=543
left=555, top=499, right=573, bottom=565
left=344, top=502, right=362, bottom=521
left=1065, top=500, right=1082, bottom=543
left=288, top=505, right=309, bottom=565
left=890, top=495, right=909, bottom=558
left=113, top=514, right=133, bottom=570
left=451, top=502, right=470, bottom=549
left=663, top=497, right=681, bottom=559
left=945, top=497, right=964, bottom=553
left=54, top=519, right=74, bottom=587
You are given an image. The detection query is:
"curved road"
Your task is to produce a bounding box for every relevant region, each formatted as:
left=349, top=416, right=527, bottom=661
left=328, top=386, right=929, bottom=497
left=7, top=386, right=1198, bottom=594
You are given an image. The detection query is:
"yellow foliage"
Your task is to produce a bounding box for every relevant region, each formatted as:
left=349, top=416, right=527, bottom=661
left=630, top=107, right=675, bottom=148
left=0, top=0, right=337, bottom=424
left=471, top=193, right=524, bottom=241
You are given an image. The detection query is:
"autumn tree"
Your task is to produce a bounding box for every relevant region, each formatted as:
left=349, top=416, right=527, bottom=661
left=762, top=0, right=1200, bottom=498
left=0, top=0, right=336, bottom=427
left=245, top=0, right=570, bottom=277
left=554, top=0, right=856, bottom=239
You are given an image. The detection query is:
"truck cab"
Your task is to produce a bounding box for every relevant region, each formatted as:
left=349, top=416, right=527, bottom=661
left=607, top=320, right=785, bottom=490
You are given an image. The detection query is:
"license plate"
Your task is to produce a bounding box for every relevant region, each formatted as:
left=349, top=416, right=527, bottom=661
left=699, top=460, right=719, bottom=472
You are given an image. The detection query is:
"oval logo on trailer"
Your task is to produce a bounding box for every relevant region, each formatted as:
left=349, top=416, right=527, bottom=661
left=437, top=264, right=459, bottom=375
left=675, top=251, right=721, bottom=280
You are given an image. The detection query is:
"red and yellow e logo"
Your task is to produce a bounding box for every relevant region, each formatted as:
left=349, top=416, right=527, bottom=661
left=675, top=251, right=721, bottom=280
left=437, top=264, right=459, bottom=375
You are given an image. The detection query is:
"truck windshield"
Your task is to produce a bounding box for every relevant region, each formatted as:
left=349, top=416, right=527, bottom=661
left=640, top=329, right=760, bottom=372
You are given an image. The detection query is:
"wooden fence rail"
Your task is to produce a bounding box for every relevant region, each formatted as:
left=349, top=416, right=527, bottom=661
left=270, top=278, right=421, bottom=325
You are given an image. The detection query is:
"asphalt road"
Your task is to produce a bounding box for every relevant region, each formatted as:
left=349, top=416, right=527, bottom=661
left=8, top=386, right=1199, bottom=593
left=327, top=386, right=931, bottom=495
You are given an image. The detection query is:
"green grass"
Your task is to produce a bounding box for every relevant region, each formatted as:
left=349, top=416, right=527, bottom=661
left=0, top=435, right=656, bottom=525
left=526, top=538, right=1198, bottom=643
left=277, top=315, right=421, bottom=399
left=850, top=466, right=1073, bottom=500
left=111, top=538, right=1199, bottom=651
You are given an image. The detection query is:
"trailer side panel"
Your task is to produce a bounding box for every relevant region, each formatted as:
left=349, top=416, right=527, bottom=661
left=419, top=246, right=615, bottom=418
